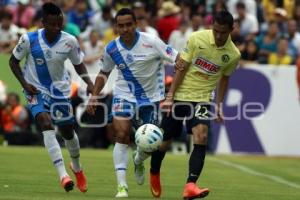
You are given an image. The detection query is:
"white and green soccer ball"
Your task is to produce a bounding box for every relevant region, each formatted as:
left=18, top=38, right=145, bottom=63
left=135, top=124, right=163, bottom=153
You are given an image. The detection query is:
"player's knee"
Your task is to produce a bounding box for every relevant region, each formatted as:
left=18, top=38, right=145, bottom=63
left=40, top=121, right=53, bottom=131
left=115, top=131, right=130, bottom=143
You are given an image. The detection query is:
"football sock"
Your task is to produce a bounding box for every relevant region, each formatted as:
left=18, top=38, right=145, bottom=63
left=150, top=150, right=166, bottom=175
left=64, top=131, right=81, bottom=172
left=187, top=144, right=206, bottom=183
left=113, top=143, right=129, bottom=187
left=43, top=130, right=68, bottom=180
left=134, top=146, right=151, bottom=165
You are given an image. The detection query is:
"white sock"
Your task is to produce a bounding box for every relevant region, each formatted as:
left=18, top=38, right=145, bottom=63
left=43, top=130, right=68, bottom=180
left=64, top=131, right=81, bottom=172
left=113, top=143, right=129, bottom=187
left=135, top=147, right=151, bottom=165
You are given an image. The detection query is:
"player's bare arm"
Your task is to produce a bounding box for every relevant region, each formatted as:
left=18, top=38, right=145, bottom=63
left=9, top=55, right=39, bottom=95
left=215, top=75, right=230, bottom=123
left=163, top=57, right=190, bottom=115
left=86, top=70, right=110, bottom=115
left=73, top=63, right=94, bottom=94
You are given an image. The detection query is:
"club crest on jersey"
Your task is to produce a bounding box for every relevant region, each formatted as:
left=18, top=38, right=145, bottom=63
left=126, top=54, right=134, bottom=63
left=45, top=50, right=52, bottom=59
left=193, top=57, right=220, bottom=74
left=222, top=54, right=230, bottom=63
left=36, top=58, right=45, bottom=65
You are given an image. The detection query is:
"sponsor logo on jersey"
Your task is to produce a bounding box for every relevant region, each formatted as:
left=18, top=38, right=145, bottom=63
left=117, top=63, right=126, bottom=70
left=36, top=58, right=45, bottom=65
left=142, top=43, right=153, bottom=48
left=134, top=54, right=146, bottom=58
left=193, top=57, right=220, bottom=74
left=56, top=51, right=68, bottom=55
left=64, top=42, right=72, bottom=49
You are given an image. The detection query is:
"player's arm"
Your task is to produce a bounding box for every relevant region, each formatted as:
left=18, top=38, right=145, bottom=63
left=73, top=63, right=94, bottom=94
left=216, top=55, right=241, bottom=122
left=215, top=75, right=230, bottom=123
left=86, top=47, right=114, bottom=115
left=86, top=70, right=111, bottom=115
left=9, top=35, right=39, bottom=95
left=166, top=58, right=190, bottom=99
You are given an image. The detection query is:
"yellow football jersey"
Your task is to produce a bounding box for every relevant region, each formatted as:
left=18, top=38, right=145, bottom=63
left=175, top=30, right=240, bottom=102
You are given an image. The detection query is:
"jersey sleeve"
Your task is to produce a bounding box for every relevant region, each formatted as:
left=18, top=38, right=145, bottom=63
left=12, top=34, right=30, bottom=61
left=223, top=54, right=241, bottom=76
left=153, top=36, right=178, bottom=63
left=68, top=37, right=84, bottom=65
left=99, top=47, right=115, bottom=72
left=180, top=34, right=195, bottom=63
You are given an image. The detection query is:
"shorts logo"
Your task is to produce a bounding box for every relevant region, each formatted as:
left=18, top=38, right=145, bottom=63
left=222, top=54, right=230, bottom=63
left=56, top=110, right=63, bottom=119
left=36, top=58, right=45, bottom=65
left=126, top=54, right=134, bottom=63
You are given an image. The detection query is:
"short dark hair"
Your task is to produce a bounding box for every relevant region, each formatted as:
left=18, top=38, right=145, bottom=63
left=42, top=2, right=62, bottom=19
left=8, top=92, right=20, bottom=103
left=213, top=10, right=234, bottom=29
left=115, top=8, right=136, bottom=23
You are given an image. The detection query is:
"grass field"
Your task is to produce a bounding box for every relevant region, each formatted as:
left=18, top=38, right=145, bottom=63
left=1, top=146, right=300, bottom=200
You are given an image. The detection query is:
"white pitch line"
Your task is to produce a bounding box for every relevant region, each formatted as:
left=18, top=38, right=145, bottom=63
left=209, top=157, right=300, bottom=189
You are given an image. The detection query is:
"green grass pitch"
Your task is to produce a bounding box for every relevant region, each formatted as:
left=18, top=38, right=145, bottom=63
left=1, top=146, right=300, bottom=200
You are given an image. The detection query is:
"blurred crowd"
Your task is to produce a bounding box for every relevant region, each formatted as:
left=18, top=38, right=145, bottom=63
left=1, top=0, right=300, bottom=147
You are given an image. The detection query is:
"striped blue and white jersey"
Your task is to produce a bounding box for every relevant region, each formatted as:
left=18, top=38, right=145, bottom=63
left=12, top=29, right=83, bottom=98
left=100, top=31, right=178, bottom=104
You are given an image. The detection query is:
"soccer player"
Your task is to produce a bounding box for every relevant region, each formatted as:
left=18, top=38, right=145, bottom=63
left=9, top=2, right=92, bottom=193
left=141, top=10, right=241, bottom=199
left=86, top=8, right=178, bottom=198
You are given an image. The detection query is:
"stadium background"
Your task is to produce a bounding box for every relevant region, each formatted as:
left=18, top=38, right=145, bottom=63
left=1, top=0, right=300, bottom=199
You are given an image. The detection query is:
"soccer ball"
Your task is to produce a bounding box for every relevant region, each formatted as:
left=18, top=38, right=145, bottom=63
left=135, top=124, right=163, bottom=153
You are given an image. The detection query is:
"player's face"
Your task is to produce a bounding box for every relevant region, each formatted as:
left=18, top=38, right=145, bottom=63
left=42, top=14, right=64, bottom=37
left=116, top=14, right=137, bottom=42
left=212, top=22, right=232, bottom=47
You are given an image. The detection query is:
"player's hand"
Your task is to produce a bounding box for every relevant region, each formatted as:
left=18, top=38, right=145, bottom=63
left=86, top=83, right=94, bottom=95
left=161, top=96, right=174, bottom=117
left=86, top=97, right=97, bottom=115
left=215, top=105, right=224, bottom=123
left=23, top=83, right=39, bottom=95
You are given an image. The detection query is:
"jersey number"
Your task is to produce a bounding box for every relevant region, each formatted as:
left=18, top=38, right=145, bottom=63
left=195, top=105, right=209, bottom=119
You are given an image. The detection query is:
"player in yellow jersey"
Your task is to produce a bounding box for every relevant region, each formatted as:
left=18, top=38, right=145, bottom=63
left=149, top=10, right=240, bottom=199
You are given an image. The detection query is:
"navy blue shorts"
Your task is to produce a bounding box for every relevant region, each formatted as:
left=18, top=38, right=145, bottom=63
left=25, top=92, right=75, bottom=125
left=161, top=101, right=211, bottom=141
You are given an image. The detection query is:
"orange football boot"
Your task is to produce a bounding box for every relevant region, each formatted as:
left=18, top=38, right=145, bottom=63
left=150, top=172, right=161, bottom=198
left=61, top=176, right=74, bottom=192
left=182, top=182, right=209, bottom=200
left=70, top=164, right=88, bottom=193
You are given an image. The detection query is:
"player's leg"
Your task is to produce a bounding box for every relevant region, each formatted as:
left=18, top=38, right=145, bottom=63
left=26, top=92, right=73, bottom=192
left=54, top=97, right=87, bottom=193
left=182, top=103, right=210, bottom=200
left=132, top=102, right=159, bottom=185
left=149, top=101, right=185, bottom=198
left=111, top=97, right=134, bottom=198
left=113, top=116, right=132, bottom=198
left=59, top=124, right=87, bottom=193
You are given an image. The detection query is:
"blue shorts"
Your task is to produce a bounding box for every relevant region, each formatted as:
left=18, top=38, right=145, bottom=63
left=112, top=97, right=160, bottom=129
left=25, top=92, right=75, bottom=125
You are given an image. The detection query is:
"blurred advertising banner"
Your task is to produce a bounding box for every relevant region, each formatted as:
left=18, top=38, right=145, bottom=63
left=212, top=65, right=300, bottom=156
